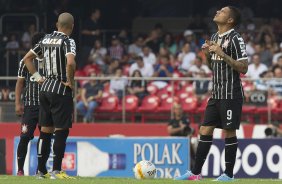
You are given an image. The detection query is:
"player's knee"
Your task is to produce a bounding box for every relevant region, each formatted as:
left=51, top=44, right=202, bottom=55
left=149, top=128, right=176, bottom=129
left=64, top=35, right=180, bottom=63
left=199, top=126, right=215, bottom=135
left=41, top=126, right=54, bottom=133
left=223, top=129, right=236, bottom=138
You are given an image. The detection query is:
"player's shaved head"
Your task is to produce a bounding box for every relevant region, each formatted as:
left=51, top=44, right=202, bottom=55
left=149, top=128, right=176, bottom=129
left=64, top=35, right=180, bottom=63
left=57, top=12, right=74, bottom=29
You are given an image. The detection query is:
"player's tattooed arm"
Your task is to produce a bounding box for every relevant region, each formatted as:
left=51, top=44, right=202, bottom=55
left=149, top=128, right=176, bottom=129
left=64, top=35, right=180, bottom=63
left=62, top=54, right=76, bottom=89
left=209, top=42, right=248, bottom=74
left=221, top=53, right=248, bottom=74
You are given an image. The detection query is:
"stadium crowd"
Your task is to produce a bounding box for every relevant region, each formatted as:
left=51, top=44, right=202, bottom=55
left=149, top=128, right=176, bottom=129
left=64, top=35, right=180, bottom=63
left=1, top=6, right=282, bottom=123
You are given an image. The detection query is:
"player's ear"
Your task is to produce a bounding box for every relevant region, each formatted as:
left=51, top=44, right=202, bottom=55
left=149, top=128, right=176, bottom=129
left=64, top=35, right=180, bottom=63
left=227, top=17, right=234, bottom=25
left=56, top=22, right=59, bottom=29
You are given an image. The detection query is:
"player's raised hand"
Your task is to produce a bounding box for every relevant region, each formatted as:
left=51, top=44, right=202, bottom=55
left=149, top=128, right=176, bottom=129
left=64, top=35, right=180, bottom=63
left=201, top=40, right=211, bottom=55
left=209, top=41, right=224, bottom=57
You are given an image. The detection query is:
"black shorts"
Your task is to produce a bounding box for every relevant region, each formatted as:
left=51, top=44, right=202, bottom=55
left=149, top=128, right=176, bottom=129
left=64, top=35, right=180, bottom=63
left=39, top=91, right=73, bottom=129
left=202, top=98, right=243, bottom=130
left=21, top=105, right=40, bottom=139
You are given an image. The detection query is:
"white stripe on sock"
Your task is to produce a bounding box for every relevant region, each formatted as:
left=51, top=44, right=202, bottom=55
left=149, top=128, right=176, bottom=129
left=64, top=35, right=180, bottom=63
left=38, top=139, right=43, bottom=155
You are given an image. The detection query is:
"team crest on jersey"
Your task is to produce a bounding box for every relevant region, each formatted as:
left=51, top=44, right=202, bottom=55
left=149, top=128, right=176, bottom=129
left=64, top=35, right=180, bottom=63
left=222, top=39, right=230, bottom=49
left=21, top=124, right=28, bottom=134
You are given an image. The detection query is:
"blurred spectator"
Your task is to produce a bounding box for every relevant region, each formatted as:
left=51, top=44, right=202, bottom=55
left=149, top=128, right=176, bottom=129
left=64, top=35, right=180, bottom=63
left=267, top=66, right=282, bottom=96
left=76, top=72, right=103, bottom=123
left=144, top=29, right=161, bottom=54
left=253, top=43, right=272, bottom=67
left=274, top=56, right=282, bottom=68
left=129, top=56, right=154, bottom=77
left=255, top=70, right=273, bottom=91
left=6, top=34, right=19, bottom=51
left=108, top=35, right=126, bottom=61
left=21, top=24, right=36, bottom=50
left=256, top=25, right=278, bottom=54
left=128, top=35, right=144, bottom=57
left=160, top=32, right=177, bottom=55
left=193, top=70, right=211, bottom=96
left=188, top=56, right=211, bottom=77
left=154, top=23, right=164, bottom=39
left=179, top=29, right=199, bottom=52
left=118, top=29, right=130, bottom=46
left=139, top=46, right=157, bottom=66
left=187, top=57, right=211, bottom=97
left=167, top=102, right=196, bottom=168
left=109, top=68, right=128, bottom=99
left=152, top=55, right=173, bottom=88
left=167, top=103, right=193, bottom=137
left=88, top=40, right=107, bottom=71
left=246, top=53, right=268, bottom=79
left=178, top=43, right=196, bottom=73
left=80, top=9, right=101, bottom=68
left=104, top=58, right=120, bottom=76
left=242, top=33, right=255, bottom=62
left=272, top=42, right=282, bottom=65
left=153, top=55, right=173, bottom=77
left=81, top=9, right=101, bottom=48
left=127, top=70, right=148, bottom=100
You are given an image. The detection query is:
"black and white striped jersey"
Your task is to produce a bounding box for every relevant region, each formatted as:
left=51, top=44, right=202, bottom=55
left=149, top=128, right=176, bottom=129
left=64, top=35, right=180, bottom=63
left=209, top=29, right=248, bottom=99
left=31, top=31, right=76, bottom=97
left=18, top=58, right=45, bottom=106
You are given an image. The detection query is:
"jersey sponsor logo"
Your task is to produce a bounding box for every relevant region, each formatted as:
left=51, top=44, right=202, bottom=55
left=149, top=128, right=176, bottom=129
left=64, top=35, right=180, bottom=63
left=238, top=37, right=247, bottom=57
left=42, top=38, right=62, bottom=45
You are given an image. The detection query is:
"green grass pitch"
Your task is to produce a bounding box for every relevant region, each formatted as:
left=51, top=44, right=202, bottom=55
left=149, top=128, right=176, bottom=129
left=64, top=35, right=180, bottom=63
left=0, top=176, right=281, bottom=184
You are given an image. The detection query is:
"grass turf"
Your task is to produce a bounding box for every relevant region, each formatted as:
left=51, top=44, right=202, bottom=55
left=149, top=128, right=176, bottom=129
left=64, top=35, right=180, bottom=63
left=0, top=176, right=281, bottom=184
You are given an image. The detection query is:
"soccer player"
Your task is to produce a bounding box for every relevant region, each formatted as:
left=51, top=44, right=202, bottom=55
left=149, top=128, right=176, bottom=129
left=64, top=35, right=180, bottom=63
left=15, top=32, right=45, bottom=176
left=22, top=12, right=76, bottom=179
left=175, top=6, right=248, bottom=181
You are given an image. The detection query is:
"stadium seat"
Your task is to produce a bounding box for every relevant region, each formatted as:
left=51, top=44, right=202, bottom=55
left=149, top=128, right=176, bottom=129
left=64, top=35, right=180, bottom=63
left=83, top=64, right=100, bottom=76
left=146, top=84, right=158, bottom=95
left=102, top=91, right=110, bottom=99
left=176, top=85, right=194, bottom=100
left=117, top=95, right=139, bottom=123
left=156, top=88, right=169, bottom=100
left=181, top=96, right=198, bottom=124
left=156, top=96, right=179, bottom=113
left=96, top=95, right=118, bottom=112
left=138, top=95, right=160, bottom=123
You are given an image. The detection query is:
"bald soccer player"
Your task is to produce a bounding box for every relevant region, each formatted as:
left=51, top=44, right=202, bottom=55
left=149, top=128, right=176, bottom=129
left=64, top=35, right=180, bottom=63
left=22, top=13, right=76, bottom=179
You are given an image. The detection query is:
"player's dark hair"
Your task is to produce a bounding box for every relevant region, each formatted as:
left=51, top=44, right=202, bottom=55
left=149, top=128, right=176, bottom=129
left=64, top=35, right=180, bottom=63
left=227, top=6, right=241, bottom=27
left=31, top=32, right=45, bottom=47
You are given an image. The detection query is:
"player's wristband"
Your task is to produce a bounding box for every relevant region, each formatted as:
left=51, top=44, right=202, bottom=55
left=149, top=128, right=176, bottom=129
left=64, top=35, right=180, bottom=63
left=32, top=72, right=42, bottom=82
